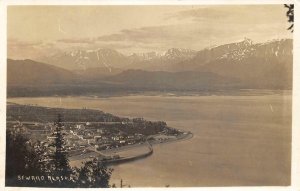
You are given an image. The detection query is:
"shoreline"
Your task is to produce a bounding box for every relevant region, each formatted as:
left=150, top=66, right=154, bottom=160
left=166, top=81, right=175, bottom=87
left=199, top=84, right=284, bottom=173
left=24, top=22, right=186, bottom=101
left=69, top=131, right=193, bottom=166
left=6, top=101, right=194, bottom=168
left=7, top=89, right=292, bottom=100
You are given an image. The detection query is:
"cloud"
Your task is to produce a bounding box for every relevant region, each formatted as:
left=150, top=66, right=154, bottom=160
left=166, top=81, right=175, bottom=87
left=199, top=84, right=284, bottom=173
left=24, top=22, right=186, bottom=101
left=8, top=38, right=44, bottom=48
left=96, top=24, right=201, bottom=50
left=97, top=25, right=175, bottom=43
left=169, top=5, right=286, bottom=25
left=8, top=5, right=291, bottom=59
left=170, top=6, right=229, bottom=21
left=8, top=38, right=61, bottom=59
left=97, top=33, right=125, bottom=42
left=57, top=38, right=95, bottom=44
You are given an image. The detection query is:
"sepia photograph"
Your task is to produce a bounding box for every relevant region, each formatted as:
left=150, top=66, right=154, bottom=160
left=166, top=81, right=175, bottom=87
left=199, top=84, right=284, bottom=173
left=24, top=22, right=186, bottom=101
left=3, top=3, right=296, bottom=188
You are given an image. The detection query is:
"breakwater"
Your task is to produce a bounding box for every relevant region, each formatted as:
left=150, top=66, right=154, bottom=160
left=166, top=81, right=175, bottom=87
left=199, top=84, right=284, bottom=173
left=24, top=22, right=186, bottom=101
left=102, top=132, right=193, bottom=165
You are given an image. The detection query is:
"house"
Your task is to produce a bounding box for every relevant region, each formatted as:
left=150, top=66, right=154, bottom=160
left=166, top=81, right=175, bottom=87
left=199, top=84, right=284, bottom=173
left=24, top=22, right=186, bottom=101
left=87, top=139, right=95, bottom=145
left=76, top=124, right=85, bottom=130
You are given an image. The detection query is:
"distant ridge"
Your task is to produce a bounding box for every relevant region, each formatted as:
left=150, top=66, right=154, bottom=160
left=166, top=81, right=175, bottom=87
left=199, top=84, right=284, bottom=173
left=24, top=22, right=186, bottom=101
left=37, top=48, right=130, bottom=70
left=35, top=38, right=292, bottom=72
left=7, top=38, right=293, bottom=97
left=7, top=59, right=77, bottom=85
left=104, top=69, right=240, bottom=90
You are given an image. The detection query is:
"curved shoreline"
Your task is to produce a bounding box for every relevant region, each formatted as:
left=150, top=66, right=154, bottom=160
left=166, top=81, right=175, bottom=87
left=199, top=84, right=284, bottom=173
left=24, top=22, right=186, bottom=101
left=101, top=131, right=193, bottom=165
left=103, top=140, right=154, bottom=165
left=150, top=131, right=194, bottom=146
left=69, top=131, right=193, bottom=166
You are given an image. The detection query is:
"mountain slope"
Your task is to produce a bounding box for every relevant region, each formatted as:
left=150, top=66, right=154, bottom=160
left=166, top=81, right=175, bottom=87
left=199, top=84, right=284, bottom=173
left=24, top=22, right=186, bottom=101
left=105, top=69, right=240, bottom=90
left=37, top=48, right=130, bottom=70
left=38, top=48, right=197, bottom=72
left=196, top=39, right=293, bottom=89
left=73, top=67, right=123, bottom=81
left=127, top=48, right=197, bottom=71
left=8, top=38, right=293, bottom=91
left=170, top=38, right=292, bottom=70
left=7, top=59, right=78, bottom=85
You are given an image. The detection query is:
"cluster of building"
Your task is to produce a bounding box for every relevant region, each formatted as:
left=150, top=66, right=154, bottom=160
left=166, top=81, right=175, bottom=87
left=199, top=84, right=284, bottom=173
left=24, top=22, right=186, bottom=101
left=65, top=123, right=146, bottom=152
left=7, top=110, right=184, bottom=163
left=7, top=121, right=149, bottom=156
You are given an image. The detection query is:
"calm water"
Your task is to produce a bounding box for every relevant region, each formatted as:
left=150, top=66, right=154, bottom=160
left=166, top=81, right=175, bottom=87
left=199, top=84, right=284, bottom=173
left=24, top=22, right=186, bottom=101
left=8, top=93, right=292, bottom=187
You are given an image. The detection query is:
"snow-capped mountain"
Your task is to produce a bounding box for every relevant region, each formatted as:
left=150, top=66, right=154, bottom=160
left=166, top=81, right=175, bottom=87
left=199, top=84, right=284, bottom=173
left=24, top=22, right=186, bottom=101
left=126, top=48, right=197, bottom=71
left=215, top=38, right=292, bottom=63
left=37, top=38, right=292, bottom=79
left=163, top=48, right=196, bottom=60
left=38, top=48, right=130, bottom=71
left=187, top=38, right=292, bottom=66
left=192, top=38, right=293, bottom=89
left=128, top=51, right=161, bottom=62
left=8, top=38, right=293, bottom=92
left=38, top=46, right=198, bottom=71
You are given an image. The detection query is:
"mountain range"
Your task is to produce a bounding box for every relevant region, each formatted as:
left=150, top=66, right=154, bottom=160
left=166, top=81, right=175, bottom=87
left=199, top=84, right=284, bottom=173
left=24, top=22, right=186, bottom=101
left=7, top=38, right=293, bottom=97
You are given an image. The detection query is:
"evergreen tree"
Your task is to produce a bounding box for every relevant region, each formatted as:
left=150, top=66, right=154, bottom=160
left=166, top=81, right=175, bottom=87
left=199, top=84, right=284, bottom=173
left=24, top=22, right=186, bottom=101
left=284, top=4, right=294, bottom=32
left=6, top=114, right=114, bottom=188
left=75, top=159, right=113, bottom=188
left=5, top=130, right=45, bottom=186
left=48, top=114, right=73, bottom=187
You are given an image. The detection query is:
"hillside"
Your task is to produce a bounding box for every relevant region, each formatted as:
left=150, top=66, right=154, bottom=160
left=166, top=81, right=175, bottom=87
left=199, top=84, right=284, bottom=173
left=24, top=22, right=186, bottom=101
left=7, top=38, right=293, bottom=97
left=105, top=70, right=240, bottom=90
left=7, top=59, right=78, bottom=85
left=127, top=48, right=197, bottom=71
left=37, top=48, right=198, bottom=71
left=196, top=39, right=293, bottom=89
left=37, top=48, right=131, bottom=70
left=73, top=67, right=123, bottom=81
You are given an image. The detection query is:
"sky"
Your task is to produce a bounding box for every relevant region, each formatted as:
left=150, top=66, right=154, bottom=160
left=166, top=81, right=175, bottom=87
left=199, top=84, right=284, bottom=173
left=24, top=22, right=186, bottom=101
left=8, top=5, right=292, bottom=59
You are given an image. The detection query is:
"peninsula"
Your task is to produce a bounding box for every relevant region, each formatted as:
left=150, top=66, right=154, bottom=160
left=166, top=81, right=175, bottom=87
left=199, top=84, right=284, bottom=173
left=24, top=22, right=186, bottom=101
left=6, top=103, right=192, bottom=166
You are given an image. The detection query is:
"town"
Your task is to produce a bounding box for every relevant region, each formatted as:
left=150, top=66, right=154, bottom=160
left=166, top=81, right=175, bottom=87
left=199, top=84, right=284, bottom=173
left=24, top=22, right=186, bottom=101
left=6, top=103, right=191, bottom=164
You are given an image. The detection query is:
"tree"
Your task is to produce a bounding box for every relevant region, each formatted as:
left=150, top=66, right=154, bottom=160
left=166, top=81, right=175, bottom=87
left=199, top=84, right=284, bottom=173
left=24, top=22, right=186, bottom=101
left=284, top=4, right=294, bottom=32
left=48, top=114, right=113, bottom=188
left=48, top=114, right=73, bottom=187
left=75, top=159, right=113, bottom=188
left=5, top=130, right=46, bottom=186
left=6, top=114, right=114, bottom=188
